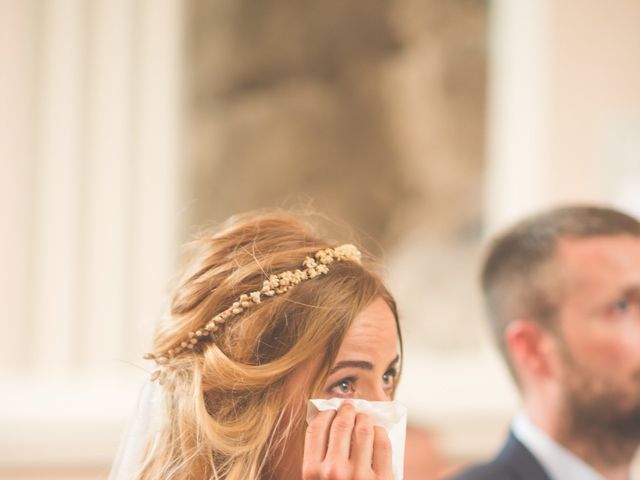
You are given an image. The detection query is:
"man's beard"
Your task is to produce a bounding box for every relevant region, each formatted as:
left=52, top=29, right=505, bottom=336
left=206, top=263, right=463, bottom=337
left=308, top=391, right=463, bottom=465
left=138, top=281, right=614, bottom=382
left=558, top=344, right=640, bottom=464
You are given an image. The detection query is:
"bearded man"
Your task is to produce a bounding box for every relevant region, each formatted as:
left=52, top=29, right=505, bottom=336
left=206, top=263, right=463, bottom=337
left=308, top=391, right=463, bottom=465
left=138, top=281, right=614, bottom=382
left=452, top=205, right=640, bottom=480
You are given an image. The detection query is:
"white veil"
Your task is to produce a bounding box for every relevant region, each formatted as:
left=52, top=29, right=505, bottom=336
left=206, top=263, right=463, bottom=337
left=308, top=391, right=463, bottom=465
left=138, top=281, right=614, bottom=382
left=108, top=379, right=164, bottom=480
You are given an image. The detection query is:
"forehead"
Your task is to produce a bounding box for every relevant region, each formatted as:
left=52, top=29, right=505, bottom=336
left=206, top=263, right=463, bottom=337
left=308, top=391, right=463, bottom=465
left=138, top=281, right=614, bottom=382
left=334, top=297, right=399, bottom=362
left=555, top=235, right=640, bottom=291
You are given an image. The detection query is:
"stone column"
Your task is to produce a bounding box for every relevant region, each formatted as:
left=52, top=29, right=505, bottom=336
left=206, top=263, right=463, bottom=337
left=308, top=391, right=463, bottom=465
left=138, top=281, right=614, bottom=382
left=0, top=0, right=39, bottom=372
left=485, top=0, right=552, bottom=235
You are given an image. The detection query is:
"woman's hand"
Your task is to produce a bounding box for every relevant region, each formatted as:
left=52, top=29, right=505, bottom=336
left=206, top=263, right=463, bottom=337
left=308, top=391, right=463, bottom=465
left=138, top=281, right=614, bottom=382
left=302, top=402, right=393, bottom=480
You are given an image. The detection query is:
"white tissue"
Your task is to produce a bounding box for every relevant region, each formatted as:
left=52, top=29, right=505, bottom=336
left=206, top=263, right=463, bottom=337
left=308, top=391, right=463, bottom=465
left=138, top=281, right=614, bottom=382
left=306, top=398, right=407, bottom=480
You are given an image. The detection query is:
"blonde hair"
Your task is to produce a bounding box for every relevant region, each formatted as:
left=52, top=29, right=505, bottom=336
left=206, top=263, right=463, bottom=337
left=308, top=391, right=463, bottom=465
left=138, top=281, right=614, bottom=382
left=138, top=211, right=400, bottom=480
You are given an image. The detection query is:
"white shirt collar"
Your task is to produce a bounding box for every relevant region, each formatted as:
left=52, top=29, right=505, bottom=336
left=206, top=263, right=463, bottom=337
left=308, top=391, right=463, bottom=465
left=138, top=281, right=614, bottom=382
left=512, top=413, right=633, bottom=480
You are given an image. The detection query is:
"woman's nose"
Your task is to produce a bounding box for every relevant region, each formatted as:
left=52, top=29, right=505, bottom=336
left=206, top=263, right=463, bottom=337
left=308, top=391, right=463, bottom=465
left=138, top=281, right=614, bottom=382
left=366, top=384, right=390, bottom=402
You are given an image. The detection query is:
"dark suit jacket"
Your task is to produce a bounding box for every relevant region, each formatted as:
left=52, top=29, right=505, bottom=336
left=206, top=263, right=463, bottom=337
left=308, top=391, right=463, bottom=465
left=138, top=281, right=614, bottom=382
left=449, top=432, right=552, bottom=480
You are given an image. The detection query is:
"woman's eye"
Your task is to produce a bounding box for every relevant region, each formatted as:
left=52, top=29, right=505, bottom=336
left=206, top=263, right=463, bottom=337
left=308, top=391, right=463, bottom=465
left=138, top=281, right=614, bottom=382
left=327, top=378, right=356, bottom=396
left=337, top=381, right=351, bottom=393
left=382, top=368, right=397, bottom=387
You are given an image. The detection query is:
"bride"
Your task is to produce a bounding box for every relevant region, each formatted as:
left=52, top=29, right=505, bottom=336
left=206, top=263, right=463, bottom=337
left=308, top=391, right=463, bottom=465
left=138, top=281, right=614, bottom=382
left=111, top=211, right=402, bottom=480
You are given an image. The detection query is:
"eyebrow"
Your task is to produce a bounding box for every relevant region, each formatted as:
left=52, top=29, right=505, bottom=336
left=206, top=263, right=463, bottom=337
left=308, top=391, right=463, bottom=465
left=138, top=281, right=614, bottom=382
left=622, top=286, right=640, bottom=298
left=600, top=286, right=640, bottom=306
left=329, top=354, right=400, bottom=375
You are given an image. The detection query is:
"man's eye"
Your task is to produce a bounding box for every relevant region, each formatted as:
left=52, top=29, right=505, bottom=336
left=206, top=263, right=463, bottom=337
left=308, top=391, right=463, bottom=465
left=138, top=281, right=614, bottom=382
left=609, top=298, right=630, bottom=315
left=615, top=299, right=629, bottom=312
left=605, top=297, right=638, bottom=319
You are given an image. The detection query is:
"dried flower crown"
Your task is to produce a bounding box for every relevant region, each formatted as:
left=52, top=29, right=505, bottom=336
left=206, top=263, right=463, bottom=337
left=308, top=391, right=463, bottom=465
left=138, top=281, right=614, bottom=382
left=144, top=244, right=361, bottom=379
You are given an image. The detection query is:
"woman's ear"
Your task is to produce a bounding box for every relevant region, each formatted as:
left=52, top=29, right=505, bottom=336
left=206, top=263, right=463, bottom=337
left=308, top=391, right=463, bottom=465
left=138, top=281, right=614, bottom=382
left=505, top=319, right=556, bottom=383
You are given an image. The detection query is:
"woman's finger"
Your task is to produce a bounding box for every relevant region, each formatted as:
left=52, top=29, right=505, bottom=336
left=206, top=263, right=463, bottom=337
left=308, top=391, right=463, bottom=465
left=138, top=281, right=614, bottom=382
left=304, top=409, right=336, bottom=464
left=350, top=413, right=375, bottom=472
left=325, top=402, right=357, bottom=462
left=371, top=425, right=393, bottom=477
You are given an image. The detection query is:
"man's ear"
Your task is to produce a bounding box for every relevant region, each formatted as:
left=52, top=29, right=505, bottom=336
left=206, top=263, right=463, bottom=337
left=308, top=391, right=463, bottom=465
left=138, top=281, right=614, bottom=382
left=505, top=319, right=555, bottom=380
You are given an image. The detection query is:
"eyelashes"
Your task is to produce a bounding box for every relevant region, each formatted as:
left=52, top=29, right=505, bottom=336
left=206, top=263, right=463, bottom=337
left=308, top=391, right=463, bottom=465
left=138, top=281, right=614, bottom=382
left=326, top=376, right=357, bottom=396
left=383, top=367, right=398, bottom=383
left=605, top=295, right=640, bottom=318
left=325, top=368, right=399, bottom=397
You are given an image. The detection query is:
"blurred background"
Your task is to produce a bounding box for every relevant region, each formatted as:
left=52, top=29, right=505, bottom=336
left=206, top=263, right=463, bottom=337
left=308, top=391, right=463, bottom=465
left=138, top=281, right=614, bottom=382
left=1, top=0, right=639, bottom=478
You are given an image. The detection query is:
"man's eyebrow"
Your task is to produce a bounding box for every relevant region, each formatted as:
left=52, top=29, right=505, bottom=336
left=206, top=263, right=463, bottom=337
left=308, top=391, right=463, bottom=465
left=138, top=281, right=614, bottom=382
left=600, top=285, right=640, bottom=305
left=623, top=286, right=640, bottom=298
left=329, top=355, right=400, bottom=375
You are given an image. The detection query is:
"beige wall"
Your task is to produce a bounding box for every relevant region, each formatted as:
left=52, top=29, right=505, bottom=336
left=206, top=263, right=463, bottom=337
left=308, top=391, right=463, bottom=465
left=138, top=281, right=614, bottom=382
left=487, top=0, right=640, bottom=234
left=548, top=0, right=640, bottom=206
left=0, top=469, right=108, bottom=480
